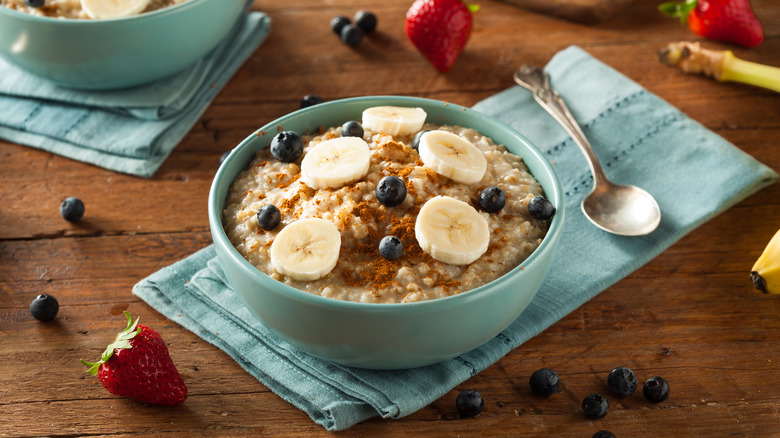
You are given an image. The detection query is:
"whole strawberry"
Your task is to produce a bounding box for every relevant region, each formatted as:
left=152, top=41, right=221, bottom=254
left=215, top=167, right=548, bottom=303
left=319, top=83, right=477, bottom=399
left=659, top=0, right=764, bottom=48
left=81, top=312, right=187, bottom=406
left=405, top=0, right=479, bottom=72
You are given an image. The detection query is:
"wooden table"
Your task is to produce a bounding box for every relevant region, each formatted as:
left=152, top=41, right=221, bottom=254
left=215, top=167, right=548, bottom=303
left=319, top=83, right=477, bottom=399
left=2, top=0, right=779, bottom=436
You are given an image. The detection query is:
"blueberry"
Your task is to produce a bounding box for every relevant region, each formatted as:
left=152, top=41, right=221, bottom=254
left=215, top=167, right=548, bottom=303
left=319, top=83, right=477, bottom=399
left=330, top=15, right=350, bottom=35
left=60, top=197, right=85, bottom=223
left=592, top=431, right=616, bottom=438
left=529, top=368, right=560, bottom=397
left=376, top=175, right=406, bottom=207
left=341, top=121, right=364, bottom=138
left=455, top=390, right=483, bottom=418
left=478, top=186, right=506, bottom=213
left=30, top=294, right=59, bottom=321
left=412, top=130, right=429, bottom=150
left=582, top=393, right=609, bottom=420
left=607, top=366, right=638, bottom=398
left=256, top=205, right=281, bottom=231
left=528, top=196, right=555, bottom=220
left=270, top=131, right=304, bottom=163
left=379, top=236, right=403, bottom=260
left=219, top=150, right=231, bottom=165
left=354, top=10, right=377, bottom=34
left=643, top=376, right=670, bottom=403
left=25, top=0, right=45, bottom=7
left=300, top=94, right=323, bottom=108
left=340, top=24, right=364, bottom=47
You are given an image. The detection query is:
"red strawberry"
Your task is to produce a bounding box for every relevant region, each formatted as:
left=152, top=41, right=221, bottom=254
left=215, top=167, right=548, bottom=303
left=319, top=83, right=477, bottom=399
left=659, top=0, right=764, bottom=48
left=405, top=0, right=479, bottom=72
left=81, top=312, right=187, bottom=406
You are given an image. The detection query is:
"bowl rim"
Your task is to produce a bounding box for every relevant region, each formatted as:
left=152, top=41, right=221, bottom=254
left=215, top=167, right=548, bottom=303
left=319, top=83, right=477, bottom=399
left=209, top=95, right=565, bottom=313
left=0, top=0, right=210, bottom=23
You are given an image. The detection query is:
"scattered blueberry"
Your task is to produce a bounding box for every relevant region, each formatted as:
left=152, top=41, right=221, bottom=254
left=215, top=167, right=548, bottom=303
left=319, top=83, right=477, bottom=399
left=529, top=368, right=560, bottom=397
left=270, top=131, right=304, bottom=163
left=300, top=94, right=323, bottom=109
left=376, top=175, right=407, bottom=207
left=607, top=366, right=638, bottom=398
left=593, top=431, right=616, bottom=438
left=340, top=24, right=364, bottom=47
left=341, top=121, right=364, bottom=138
left=643, top=376, right=670, bottom=403
left=478, top=186, right=506, bottom=213
left=379, top=236, right=403, bottom=260
left=412, top=130, right=429, bottom=150
left=256, top=205, right=281, bottom=231
left=219, top=150, right=231, bottom=165
left=582, top=393, right=609, bottom=420
left=25, top=0, right=45, bottom=7
left=60, top=197, right=85, bottom=223
left=528, top=196, right=555, bottom=220
left=30, top=294, right=59, bottom=321
left=330, top=15, right=350, bottom=35
left=354, top=10, right=377, bottom=34
left=455, top=390, right=483, bottom=418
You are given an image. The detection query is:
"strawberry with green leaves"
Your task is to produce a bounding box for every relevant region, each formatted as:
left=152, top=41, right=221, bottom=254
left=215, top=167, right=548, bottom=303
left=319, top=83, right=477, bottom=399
left=81, top=312, right=188, bottom=406
left=659, top=0, right=764, bottom=48
left=405, top=0, right=479, bottom=72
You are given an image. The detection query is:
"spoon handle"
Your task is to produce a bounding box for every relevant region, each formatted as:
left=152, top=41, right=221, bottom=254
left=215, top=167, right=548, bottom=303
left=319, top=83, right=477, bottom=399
left=513, top=66, right=608, bottom=185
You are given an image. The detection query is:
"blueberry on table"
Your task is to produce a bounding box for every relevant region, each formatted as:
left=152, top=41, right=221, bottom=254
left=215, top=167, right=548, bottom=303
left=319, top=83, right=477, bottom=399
left=341, top=121, right=364, bottom=138
left=25, top=0, right=45, bottom=7
left=455, top=390, right=483, bottom=417
left=270, top=131, right=304, bottom=163
left=379, top=236, right=403, bottom=260
left=354, top=10, right=377, bottom=34
left=478, top=186, right=506, bottom=213
left=330, top=15, right=350, bottom=35
left=582, top=393, right=609, bottom=419
left=412, top=130, right=429, bottom=150
left=643, top=376, right=670, bottom=403
left=376, top=175, right=407, bottom=207
left=300, top=94, right=323, bottom=109
left=528, top=196, right=555, bottom=220
left=592, top=431, right=616, bottom=438
left=340, top=24, right=364, bottom=47
left=30, top=294, right=59, bottom=321
left=607, top=366, right=638, bottom=398
left=257, top=205, right=281, bottom=231
left=60, top=197, right=85, bottom=223
left=529, top=368, right=560, bottom=397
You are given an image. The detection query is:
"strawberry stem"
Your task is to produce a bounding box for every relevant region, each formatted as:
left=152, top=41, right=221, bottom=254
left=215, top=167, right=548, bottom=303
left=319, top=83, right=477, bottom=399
left=466, top=3, right=480, bottom=13
left=658, top=0, right=697, bottom=24
left=80, top=311, right=140, bottom=376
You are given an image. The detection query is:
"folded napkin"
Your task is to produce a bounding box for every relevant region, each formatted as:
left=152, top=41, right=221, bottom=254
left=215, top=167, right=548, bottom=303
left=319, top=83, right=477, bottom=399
left=0, top=5, right=270, bottom=178
left=133, top=46, right=778, bottom=431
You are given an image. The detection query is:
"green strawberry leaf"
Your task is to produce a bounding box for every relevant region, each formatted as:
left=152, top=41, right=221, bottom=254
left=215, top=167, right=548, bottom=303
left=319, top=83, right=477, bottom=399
left=80, top=311, right=140, bottom=375
left=659, top=0, right=698, bottom=24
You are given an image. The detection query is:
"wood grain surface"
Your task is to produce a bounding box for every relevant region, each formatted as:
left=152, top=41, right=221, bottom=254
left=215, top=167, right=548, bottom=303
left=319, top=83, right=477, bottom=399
left=2, top=0, right=779, bottom=436
left=496, top=0, right=639, bottom=23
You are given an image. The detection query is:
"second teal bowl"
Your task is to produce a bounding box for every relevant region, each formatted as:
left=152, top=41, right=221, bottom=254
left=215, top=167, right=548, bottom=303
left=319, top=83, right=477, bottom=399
left=209, top=96, right=565, bottom=369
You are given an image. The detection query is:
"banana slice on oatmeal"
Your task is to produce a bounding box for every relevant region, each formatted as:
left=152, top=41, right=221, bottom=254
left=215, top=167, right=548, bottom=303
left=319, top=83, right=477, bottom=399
left=301, top=136, right=371, bottom=189
left=361, top=106, right=427, bottom=137
left=415, top=196, right=490, bottom=266
left=418, top=130, right=487, bottom=185
left=270, top=218, right=341, bottom=281
left=81, top=0, right=150, bottom=19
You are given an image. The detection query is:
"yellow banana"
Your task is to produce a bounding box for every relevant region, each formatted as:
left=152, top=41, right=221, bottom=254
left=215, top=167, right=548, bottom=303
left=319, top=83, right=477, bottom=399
left=751, top=229, right=780, bottom=294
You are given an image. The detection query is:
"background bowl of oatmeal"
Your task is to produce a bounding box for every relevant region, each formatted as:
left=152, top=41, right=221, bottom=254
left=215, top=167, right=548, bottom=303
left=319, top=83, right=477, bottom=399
left=209, top=96, right=565, bottom=369
left=0, top=0, right=247, bottom=89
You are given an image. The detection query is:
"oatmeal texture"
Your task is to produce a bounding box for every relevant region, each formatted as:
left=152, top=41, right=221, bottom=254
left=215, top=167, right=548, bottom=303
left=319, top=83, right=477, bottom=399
left=1, top=0, right=187, bottom=18
left=223, top=125, right=550, bottom=304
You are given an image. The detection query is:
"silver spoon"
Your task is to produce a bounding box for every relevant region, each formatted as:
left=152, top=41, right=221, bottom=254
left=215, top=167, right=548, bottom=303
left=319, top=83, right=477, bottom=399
left=513, top=65, right=661, bottom=236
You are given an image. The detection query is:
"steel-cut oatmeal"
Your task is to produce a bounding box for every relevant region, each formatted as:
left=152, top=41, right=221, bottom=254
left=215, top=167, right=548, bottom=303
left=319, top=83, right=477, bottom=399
left=223, top=106, right=553, bottom=304
left=1, top=0, right=188, bottom=19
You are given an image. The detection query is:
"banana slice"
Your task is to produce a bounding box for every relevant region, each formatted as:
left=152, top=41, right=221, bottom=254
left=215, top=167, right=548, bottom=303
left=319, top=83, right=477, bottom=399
left=81, top=0, right=150, bottom=19
left=415, top=196, right=490, bottom=265
left=270, top=218, right=341, bottom=281
left=751, top=228, right=780, bottom=294
left=418, top=130, right=487, bottom=185
left=362, top=106, right=427, bottom=137
left=300, top=137, right=370, bottom=189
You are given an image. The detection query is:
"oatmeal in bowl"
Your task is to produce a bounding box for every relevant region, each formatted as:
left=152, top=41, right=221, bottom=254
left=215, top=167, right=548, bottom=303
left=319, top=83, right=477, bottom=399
left=210, top=96, right=564, bottom=369
left=1, top=0, right=190, bottom=19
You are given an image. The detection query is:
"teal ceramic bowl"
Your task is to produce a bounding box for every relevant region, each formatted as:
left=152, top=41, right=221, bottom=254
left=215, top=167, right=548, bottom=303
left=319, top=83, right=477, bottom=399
left=209, top=96, right=565, bottom=369
left=0, top=0, right=246, bottom=89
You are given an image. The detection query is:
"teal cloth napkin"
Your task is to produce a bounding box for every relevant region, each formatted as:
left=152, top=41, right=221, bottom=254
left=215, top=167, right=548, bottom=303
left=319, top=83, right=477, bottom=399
left=132, top=46, right=778, bottom=431
left=0, top=8, right=270, bottom=178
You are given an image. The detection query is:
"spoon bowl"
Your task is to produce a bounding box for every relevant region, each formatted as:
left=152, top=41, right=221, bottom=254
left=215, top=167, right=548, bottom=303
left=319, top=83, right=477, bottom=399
left=513, top=65, right=661, bottom=236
